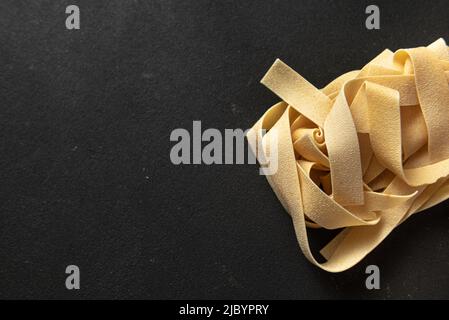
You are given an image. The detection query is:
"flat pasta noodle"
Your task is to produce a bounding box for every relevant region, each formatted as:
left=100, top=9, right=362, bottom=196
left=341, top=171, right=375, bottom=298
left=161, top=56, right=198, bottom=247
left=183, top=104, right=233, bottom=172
left=247, top=38, right=449, bottom=272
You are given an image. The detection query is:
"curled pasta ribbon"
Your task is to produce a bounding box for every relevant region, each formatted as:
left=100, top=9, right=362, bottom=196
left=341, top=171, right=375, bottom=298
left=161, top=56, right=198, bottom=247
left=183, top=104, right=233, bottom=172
left=248, top=38, right=449, bottom=272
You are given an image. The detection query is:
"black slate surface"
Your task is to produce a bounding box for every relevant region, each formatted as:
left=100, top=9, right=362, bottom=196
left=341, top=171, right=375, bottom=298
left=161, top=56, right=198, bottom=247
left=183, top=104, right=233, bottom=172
left=1, top=0, right=449, bottom=299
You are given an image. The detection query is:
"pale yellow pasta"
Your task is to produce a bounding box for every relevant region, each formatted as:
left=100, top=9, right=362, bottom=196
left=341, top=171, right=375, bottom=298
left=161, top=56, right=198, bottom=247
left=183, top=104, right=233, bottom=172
left=248, top=39, right=449, bottom=272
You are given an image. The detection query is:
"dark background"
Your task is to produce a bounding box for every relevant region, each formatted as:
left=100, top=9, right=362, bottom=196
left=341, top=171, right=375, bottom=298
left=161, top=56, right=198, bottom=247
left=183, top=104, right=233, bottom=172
left=1, top=0, right=449, bottom=299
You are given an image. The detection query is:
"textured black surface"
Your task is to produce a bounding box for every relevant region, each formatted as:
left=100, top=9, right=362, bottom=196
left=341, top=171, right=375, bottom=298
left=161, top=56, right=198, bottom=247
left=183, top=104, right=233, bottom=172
left=1, top=0, right=449, bottom=299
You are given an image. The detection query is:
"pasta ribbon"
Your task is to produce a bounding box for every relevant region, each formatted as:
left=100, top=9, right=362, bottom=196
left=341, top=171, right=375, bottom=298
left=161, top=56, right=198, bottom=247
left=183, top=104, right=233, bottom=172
left=248, top=39, right=449, bottom=272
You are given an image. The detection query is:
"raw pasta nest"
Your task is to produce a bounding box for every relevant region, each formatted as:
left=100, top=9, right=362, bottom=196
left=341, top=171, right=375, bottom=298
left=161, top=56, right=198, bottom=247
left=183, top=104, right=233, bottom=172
left=248, top=38, right=449, bottom=272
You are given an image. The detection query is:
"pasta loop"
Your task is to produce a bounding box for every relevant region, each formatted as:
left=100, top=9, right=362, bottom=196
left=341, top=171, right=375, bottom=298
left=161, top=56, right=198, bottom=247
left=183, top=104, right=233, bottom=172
left=248, top=39, right=449, bottom=272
